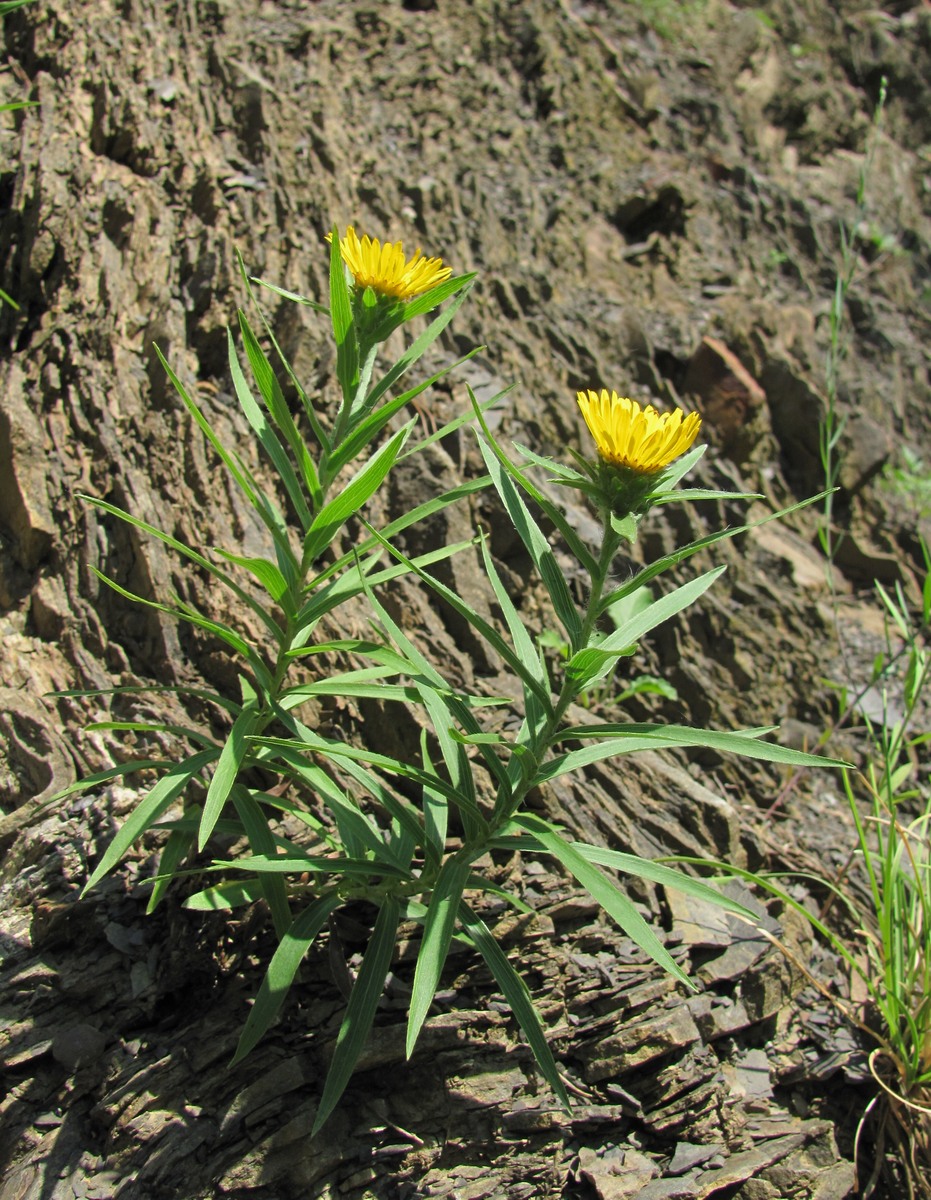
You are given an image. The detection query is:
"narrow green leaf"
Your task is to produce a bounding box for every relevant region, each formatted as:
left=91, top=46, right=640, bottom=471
left=548, top=722, right=851, bottom=771
left=567, top=566, right=726, bottom=690
left=652, top=488, right=762, bottom=504
left=228, top=324, right=312, bottom=531
left=154, top=345, right=294, bottom=562
left=90, top=566, right=270, bottom=687
left=458, top=901, right=569, bottom=1108
left=513, top=813, right=692, bottom=988
left=238, top=253, right=330, bottom=464
left=248, top=275, right=329, bottom=313
left=472, top=395, right=598, bottom=577
left=313, top=896, right=401, bottom=1133
left=360, top=279, right=475, bottom=415
left=230, top=785, right=291, bottom=937
left=49, top=683, right=241, bottom=717
left=198, top=702, right=262, bottom=851
left=420, top=732, right=448, bottom=865
left=303, top=421, right=414, bottom=563
left=82, top=495, right=285, bottom=643
left=363, top=523, right=552, bottom=714
left=216, top=854, right=408, bottom=878
left=598, top=491, right=831, bottom=618
left=146, top=823, right=195, bottom=913
left=571, top=844, right=755, bottom=919
left=407, top=854, right=474, bottom=1057
left=83, top=749, right=219, bottom=893
left=214, top=548, right=290, bottom=603
left=476, top=435, right=582, bottom=644
left=238, top=313, right=319, bottom=517
left=252, top=735, right=396, bottom=862
left=402, top=272, right=476, bottom=319
left=85, top=720, right=217, bottom=750
left=47, top=759, right=167, bottom=804
left=184, top=878, right=267, bottom=911
left=233, top=892, right=341, bottom=1064
left=329, top=224, right=358, bottom=407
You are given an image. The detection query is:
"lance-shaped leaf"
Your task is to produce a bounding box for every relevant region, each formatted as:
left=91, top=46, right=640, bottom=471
left=230, top=784, right=291, bottom=937
left=325, top=347, right=483, bottom=485
left=474, top=398, right=598, bottom=577
left=407, top=852, right=475, bottom=1057
left=90, top=567, right=275, bottom=695
left=458, top=901, right=569, bottom=1109
left=83, top=749, right=219, bottom=893
left=184, top=878, right=267, bottom=912
left=303, top=421, right=414, bottom=564
left=313, top=896, right=401, bottom=1133
left=566, top=566, right=726, bottom=691
left=228, top=324, right=313, bottom=532
left=364, top=523, right=552, bottom=715
left=545, top=722, right=851, bottom=777
left=154, top=346, right=296, bottom=572
left=360, top=278, right=475, bottom=417
left=232, top=892, right=341, bottom=1065
left=252, top=735, right=392, bottom=863
left=239, top=256, right=330, bottom=457
left=198, top=693, right=263, bottom=851
left=597, top=491, right=831, bottom=618
left=83, top=495, right=285, bottom=643
left=213, top=549, right=290, bottom=605
left=329, top=224, right=359, bottom=408
left=477, top=434, right=582, bottom=645
left=512, top=813, right=692, bottom=987
left=238, top=313, right=320, bottom=517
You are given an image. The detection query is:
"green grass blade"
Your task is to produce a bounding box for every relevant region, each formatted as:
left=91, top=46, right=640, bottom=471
left=232, top=892, right=341, bottom=1064
left=313, top=896, right=401, bottom=1133
left=406, top=854, right=474, bottom=1057
left=458, top=901, right=569, bottom=1108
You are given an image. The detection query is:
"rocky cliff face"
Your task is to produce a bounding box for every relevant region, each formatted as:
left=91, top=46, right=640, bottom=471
left=1, top=2, right=929, bottom=1197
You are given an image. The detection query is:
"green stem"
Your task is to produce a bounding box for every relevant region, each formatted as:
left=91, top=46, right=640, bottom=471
left=495, top=518, right=622, bottom=825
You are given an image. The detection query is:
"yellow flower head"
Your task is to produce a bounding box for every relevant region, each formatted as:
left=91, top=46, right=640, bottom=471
left=577, top=389, right=701, bottom=474
left=334, top=225, right=452, bottom=301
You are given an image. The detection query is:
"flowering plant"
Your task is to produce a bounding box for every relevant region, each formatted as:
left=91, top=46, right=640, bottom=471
left=59, top=224, right=845, bottom=1129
